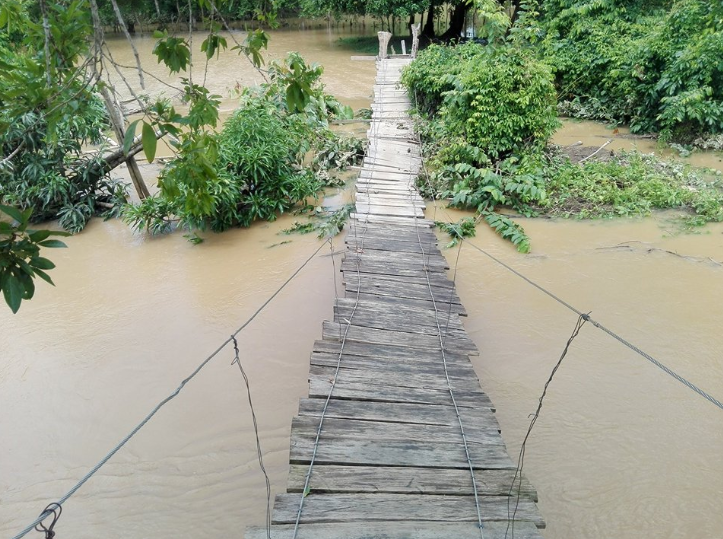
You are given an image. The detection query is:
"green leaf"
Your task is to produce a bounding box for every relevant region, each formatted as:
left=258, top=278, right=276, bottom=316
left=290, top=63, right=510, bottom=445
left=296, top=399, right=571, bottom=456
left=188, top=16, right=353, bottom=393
left=38, top=239, right=67, bottom=248
left=22, top=276, right=35, bottom=299
left=30, top=257, right=55, bottom=270
left=124, top=119, right=141, bottom=155
left=142, top=121, right=157, bottom=163
left=33, top=268, right=55, bottom=286
left=0, top=204, right=24, bottom=224
left=28, top=230, right=52, bottom=242
left=3, top=276, right=23, bottom=313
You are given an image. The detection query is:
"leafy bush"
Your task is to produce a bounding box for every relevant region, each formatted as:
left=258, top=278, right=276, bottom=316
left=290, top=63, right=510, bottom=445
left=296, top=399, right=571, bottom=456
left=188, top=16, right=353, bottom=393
left=540, top=0, right=723, bottom=140
left=403, top=39, right=557, bottom=252
left=125, top=53, right=356, bottom=238
left=441, top=46, right=559, bottom=158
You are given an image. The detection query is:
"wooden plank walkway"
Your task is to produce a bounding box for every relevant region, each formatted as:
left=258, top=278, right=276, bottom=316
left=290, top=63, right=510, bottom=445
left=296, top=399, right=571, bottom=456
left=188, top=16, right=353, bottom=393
left=246, top=58, right=546, bottom=539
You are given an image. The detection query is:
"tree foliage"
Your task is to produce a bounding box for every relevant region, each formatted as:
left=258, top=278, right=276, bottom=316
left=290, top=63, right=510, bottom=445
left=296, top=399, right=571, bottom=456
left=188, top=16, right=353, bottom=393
left=123, top=52, right=356, bottom=236
left=539, top=0, right=723, bottom=140
left=0, top=0, right=130, bottom=233
left=402, top=31, right=558, bottom=251
left=0, top=205, right=69, bottom=313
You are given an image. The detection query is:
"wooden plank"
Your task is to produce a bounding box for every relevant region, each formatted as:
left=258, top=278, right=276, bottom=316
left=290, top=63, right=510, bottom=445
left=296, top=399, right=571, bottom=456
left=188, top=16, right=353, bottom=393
left=343, top=278, right=463, bottom=306
left=298, top=398, right=498, bottom=427
left=343, top=270, right=455, bottom=291
left=291, top=416, right=500, bottom=445
left=312, top=339, right=471, bottom=364
left=354, top=195, right=422, bottom=206
left=271, top=493, right=545, bottom=528
left=345, top=226, right=437, bottom=243
left=286, top=464, right=537, bottom=501
left=350, top=214, right=434, bottom=227
left=355, top=293, right=467, bottom=316
left=308, top=376, right=488, bottom=408
left=340, top=259, right=447, bottom=279
left=322, top=321, right=477, bottom=355
left=343, top=249, right=448, bottom=268
left=247, top=521, right=544, bottom=539
left=335, top=297, right=464, bottom=331
left=354, top=205, right=424, bottom=218
left=309, top=352, right=481, bottom=382
left=290, top=436, right=514, bottom=470
left=345, top=238, right=437, bottom=255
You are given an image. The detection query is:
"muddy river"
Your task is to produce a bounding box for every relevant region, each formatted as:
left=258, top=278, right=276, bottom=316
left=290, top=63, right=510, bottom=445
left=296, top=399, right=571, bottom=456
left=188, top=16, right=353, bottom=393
left=2, top=27, right=723, bottom=539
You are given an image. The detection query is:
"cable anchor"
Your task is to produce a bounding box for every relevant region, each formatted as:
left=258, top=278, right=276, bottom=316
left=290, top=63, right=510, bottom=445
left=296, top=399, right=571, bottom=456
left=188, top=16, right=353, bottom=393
left=34, top=503, right=62, bottom=539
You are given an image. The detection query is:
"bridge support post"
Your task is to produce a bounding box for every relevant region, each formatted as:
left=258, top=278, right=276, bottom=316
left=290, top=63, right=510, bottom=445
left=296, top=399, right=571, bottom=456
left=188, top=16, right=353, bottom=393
left=378, top=31, right=392, bottom=59
left=411, top=23, right=420, bottom=58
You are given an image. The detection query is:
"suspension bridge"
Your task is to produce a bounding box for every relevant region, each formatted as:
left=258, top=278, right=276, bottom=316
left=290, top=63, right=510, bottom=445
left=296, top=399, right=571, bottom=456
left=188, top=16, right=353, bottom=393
left=245, top=57, right=546, bottom=539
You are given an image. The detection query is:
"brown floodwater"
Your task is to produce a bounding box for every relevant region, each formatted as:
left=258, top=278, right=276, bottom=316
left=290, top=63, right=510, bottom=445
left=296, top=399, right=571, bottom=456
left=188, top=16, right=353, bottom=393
left=2, top=29, right=723, bottom=539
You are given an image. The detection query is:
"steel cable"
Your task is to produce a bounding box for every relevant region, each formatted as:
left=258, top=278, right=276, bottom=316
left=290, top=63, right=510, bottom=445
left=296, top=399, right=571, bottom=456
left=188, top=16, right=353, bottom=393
left=10, top=238, right=331, bottom=539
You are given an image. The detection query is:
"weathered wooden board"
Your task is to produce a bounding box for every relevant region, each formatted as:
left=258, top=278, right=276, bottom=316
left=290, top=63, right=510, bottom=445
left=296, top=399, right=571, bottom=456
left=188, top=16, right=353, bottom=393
left=354, top=204, right=424, bottom=218
left=286, top=464, right=537, bottom=500
left=247, top=521, right=544, bottom=539
left=343, top=277, right=463, bottom=305
left=311, top=339, right=472, bottom=364
left=344, top=248, right=448, bottom=268
left=309, top=352, right=481, bottom=382
left=345, top=227, right=437, bottom=244
left=340, top=258, right=447, bottom=278
left=355, top=293, right=468, bottom=316
left=330, top=312, right=465, bottom=340
left=271, top=493, right=545, bottom=528
left=308, top=376, right=487, bottom=408
left=343, top=270, right=455, bottom=292
left=298, top=398, right=499, bottom=428
left=355, top=196, right=426, bottom=210
left=290, top=436, right=514, bottom=470
left=335, top=297, right=464, bottom=331
left=349, top=213, right=435, bottom=227
left=344, top=239, right=439, bottom=256
left=322, top=321, right=477, bottom=355
left=291, top=416, right=500, bottom=445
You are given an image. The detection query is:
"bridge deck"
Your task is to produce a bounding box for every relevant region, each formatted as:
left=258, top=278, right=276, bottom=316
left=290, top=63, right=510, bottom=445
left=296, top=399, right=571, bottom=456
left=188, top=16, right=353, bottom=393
left=246, top=58, right=546, bottom=539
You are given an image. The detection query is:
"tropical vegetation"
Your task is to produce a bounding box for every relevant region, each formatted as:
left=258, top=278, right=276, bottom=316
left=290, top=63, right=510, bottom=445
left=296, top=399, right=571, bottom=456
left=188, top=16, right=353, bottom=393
left=402, top=0, right=723, bottom=251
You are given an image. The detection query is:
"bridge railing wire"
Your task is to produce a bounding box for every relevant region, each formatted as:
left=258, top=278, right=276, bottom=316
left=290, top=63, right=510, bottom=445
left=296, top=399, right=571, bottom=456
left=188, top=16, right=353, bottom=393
left=11, top=238, right=332, bottom=539
left=464, top=240, right=723, bottom=413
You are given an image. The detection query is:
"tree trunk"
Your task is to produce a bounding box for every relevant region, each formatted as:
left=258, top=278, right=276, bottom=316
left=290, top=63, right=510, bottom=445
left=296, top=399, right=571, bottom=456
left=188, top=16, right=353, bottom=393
left=440, top=2, right=469, bottom=41
left=423, top=0, right=435, bottom=37
left=99, top=87, right=151, bottom=199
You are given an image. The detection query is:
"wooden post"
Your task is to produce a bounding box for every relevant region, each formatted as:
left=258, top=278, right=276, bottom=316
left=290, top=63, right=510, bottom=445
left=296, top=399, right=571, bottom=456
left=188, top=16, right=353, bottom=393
left=401, top=39, right=406, bottom=55
left=377, top=31, right=392, bottom=59
left=411, top=23, right=421, bottom=59
left=99, top=87, right=150, bottom=199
